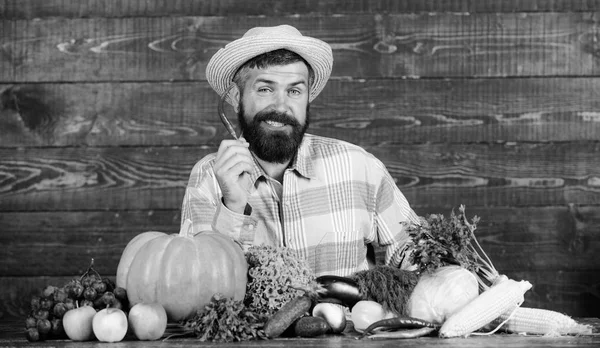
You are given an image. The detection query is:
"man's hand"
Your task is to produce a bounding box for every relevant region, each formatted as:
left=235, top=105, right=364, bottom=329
left=214, top=138, right=254, bottom=214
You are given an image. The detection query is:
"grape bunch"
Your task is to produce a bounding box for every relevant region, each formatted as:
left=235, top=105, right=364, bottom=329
left=24, top=258, right=129, bottom=342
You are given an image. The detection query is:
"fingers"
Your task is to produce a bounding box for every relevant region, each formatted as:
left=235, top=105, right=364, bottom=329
left=216, top=138, right=249, bottom=161
left=218, top=158, right=254, bottom=181
left=215, top=138, right=253, bottom=175
left=214, top=138, right=254, bottom=214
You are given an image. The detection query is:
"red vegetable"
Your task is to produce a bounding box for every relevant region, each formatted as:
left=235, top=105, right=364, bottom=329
left=361, top=316, right=439, bottom=336
left=365, top=327, right=436, bottom=339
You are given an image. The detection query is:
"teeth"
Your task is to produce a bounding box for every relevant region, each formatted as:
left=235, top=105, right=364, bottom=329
left=265, top=120, right=285, bottom=127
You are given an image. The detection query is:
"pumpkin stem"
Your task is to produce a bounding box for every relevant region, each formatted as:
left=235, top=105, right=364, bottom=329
left=181, top=218, right=195, bottom=237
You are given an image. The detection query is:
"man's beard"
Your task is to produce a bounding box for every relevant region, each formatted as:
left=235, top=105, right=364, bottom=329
left=238, top=104, right=310, bottom=164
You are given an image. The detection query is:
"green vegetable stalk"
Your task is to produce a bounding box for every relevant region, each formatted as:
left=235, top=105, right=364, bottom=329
left=180, top=294, right=266, bottom=342
left=406, top=205, right=500, bottom=291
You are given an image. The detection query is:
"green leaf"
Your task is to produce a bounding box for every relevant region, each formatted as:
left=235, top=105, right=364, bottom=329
left=406, top=206, right=480, bottom=274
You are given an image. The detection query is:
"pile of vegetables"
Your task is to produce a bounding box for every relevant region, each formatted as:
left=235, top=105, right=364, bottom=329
left=120, top=207, right=592, bottom=342
left=172, top=245, right=319, bottom=342
left=301, top=205, right=592, bottom=339
left=172, top=206, right=507, bottom=341
left=404, top=206, right=491, bottom=327
left=404, top=205, right=592, bottom=338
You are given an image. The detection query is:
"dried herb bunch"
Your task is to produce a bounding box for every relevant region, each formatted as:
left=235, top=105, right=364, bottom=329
left=182, top=294, right=267, bottom=342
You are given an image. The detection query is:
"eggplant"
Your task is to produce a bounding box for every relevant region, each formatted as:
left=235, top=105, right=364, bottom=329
left=315, top=275, right=363, bottom=308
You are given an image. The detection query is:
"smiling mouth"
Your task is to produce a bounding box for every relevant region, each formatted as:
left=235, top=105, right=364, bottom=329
left=264, top=120, right=287, bottom=128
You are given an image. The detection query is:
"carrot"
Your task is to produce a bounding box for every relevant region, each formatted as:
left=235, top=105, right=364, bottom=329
left=361, top=316, right=440, bottom=336
left=263, top=295, right=313, bottom=338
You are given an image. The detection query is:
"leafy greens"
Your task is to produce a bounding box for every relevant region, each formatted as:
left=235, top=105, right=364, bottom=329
left=406, top=205, right=499, bottom=290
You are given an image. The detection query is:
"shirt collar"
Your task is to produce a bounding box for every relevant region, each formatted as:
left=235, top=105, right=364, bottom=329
left=288, top=133, right=316, bottom=179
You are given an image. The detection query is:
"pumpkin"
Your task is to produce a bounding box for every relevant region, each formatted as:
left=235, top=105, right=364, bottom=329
left=116, top=219, right=248, bottom=321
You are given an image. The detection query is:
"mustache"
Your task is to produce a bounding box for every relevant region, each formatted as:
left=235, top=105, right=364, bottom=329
left=254, top=110, right=299, bottom=126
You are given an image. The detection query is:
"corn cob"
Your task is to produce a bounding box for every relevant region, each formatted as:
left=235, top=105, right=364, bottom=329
left=489, top=307, right=592, bottom=336
left=439, top=277, right=532, bottom=338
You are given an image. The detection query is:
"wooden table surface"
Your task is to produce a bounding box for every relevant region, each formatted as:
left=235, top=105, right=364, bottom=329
left=2, top=317, right=600, bottom=348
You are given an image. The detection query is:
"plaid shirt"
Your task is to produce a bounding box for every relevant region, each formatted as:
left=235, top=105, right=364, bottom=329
left=181, top=133, right=420, bottom=277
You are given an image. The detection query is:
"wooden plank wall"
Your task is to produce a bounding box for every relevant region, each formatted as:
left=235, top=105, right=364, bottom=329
left=1, top=0, right=599, bottom=319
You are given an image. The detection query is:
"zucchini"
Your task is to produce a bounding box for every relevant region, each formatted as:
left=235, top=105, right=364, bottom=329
left=292, top=316, right=331, bottom=337
left=263, top=295, right=313, bottom=338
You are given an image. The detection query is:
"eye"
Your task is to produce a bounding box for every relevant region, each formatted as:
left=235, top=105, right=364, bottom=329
left=288, top=88, right=304, bottom=96
left=257, top=86, right=272, bottom=93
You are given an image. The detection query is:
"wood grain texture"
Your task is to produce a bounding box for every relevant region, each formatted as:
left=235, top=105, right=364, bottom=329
left=0, top=210, right=181, bottom=277
left=1, top=143, right=599, bottom=211
left=1, top=0, right=599, bottom=321
left=0, top=146, right=203, bottom=211
left=508, top=270, right=600, bottom=317
left=2, top=13, right=600, bottom=82
left=2, top=0, right=600, bottom=19
left=0, top=82, right=222, bottom=147
left=3, top=78, right=600, bottom=147
left=374, top=142, right=600, bottom=207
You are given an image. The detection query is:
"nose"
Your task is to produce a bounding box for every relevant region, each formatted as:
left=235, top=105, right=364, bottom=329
left=272, top=91, right=289, bottom=113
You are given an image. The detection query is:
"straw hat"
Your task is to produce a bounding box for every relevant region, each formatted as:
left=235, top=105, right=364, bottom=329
left=206, top=24, right=333, bottom=106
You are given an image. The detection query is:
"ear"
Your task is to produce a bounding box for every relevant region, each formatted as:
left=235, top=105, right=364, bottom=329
left=230, top=84, right=241, bottom=113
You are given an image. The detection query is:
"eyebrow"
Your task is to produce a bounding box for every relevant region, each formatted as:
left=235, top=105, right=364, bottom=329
left=254, top=78, right=308, bottom=88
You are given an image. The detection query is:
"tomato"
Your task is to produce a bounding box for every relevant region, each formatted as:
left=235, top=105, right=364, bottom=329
left=128, top=302, right=168, bottom=340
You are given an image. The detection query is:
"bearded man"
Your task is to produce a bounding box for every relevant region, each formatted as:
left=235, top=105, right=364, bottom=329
left=181, top=25, right=420, bottom=276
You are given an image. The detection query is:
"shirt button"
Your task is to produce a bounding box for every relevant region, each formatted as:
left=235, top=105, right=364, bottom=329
left=247, top=224, right=254, bottom=231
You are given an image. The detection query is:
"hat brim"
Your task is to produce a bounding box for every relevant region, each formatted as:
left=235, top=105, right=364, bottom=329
left=206, top=34, right=333, bottom=106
